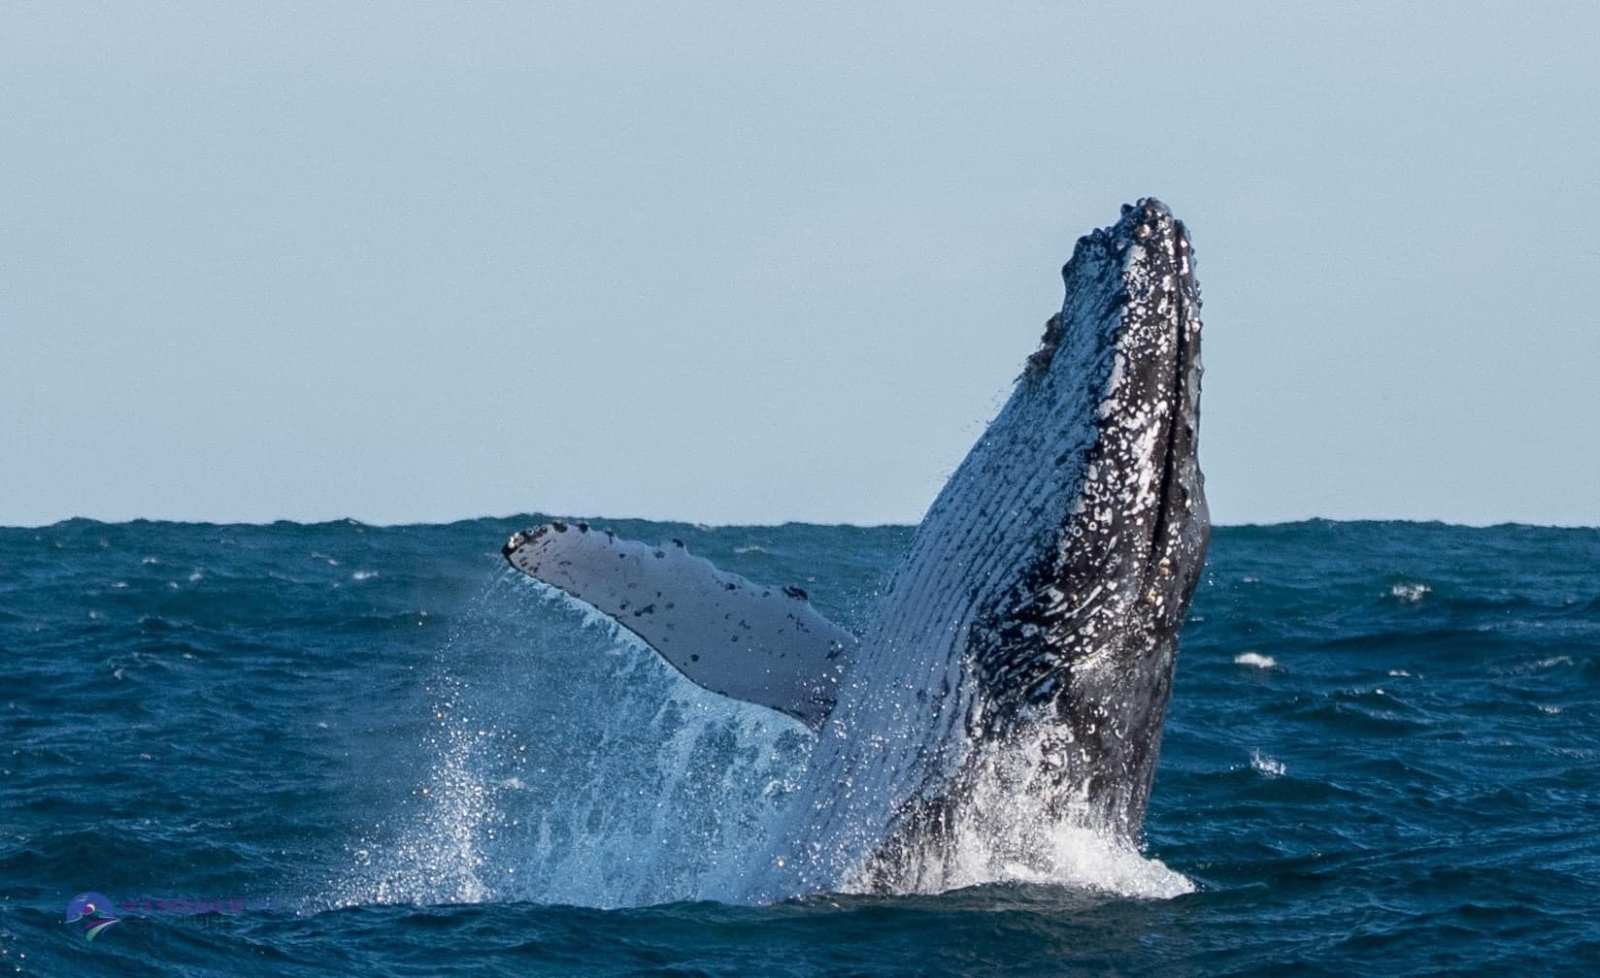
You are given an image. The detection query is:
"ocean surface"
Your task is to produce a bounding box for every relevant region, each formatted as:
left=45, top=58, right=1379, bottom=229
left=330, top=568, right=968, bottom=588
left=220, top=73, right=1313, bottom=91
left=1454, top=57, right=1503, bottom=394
left=2, top=517, right=1596, bottom=976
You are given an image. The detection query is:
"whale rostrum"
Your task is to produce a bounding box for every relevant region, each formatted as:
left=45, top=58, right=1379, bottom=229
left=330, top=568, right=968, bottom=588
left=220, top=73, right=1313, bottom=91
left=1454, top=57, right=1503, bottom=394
left=503, top=198, right=1208, bottom=894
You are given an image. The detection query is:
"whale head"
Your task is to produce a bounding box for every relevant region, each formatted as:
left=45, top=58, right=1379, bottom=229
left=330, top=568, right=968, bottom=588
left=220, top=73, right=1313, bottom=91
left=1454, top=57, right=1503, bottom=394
left=977, top=196, right=1209, bottom=830
left=837, top=198, right=1209, bottom=890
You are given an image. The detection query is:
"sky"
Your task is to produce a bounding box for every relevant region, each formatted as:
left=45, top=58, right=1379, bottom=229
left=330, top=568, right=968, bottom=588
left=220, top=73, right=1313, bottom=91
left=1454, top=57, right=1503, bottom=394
left=4, top=3, right=1597, bottom=528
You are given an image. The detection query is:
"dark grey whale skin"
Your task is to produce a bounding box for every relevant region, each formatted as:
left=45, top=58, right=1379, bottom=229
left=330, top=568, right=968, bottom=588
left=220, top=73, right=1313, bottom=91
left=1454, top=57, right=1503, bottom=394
left=973, top=198, right=1208, bottom=836
left=794, top=198, right=1209, bottom=892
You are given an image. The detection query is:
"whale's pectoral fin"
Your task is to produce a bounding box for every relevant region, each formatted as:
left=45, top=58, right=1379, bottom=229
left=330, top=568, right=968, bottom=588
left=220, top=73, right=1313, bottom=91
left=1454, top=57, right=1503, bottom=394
left=503, top=523, right=856, bottom=729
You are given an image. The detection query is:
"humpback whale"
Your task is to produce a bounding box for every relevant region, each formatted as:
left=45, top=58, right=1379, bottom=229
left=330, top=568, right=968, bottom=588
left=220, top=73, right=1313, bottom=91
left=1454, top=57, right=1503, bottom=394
left=503, top=198, right=1208, bottom=896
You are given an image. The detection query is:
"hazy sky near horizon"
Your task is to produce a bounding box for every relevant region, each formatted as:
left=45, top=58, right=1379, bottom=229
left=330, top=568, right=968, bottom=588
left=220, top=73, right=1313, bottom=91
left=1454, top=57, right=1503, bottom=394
left=5, top=3, right=1598, bottom=527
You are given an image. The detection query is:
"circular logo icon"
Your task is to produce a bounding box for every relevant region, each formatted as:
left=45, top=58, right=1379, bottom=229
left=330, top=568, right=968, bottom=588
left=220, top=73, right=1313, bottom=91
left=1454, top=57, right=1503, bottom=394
left=65, top=892, right=121, bottom=941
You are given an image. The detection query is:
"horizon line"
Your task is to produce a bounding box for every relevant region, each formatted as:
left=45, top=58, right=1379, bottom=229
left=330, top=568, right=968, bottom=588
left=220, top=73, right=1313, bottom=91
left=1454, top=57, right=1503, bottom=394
left=5, top=513, right=1597, bottom=533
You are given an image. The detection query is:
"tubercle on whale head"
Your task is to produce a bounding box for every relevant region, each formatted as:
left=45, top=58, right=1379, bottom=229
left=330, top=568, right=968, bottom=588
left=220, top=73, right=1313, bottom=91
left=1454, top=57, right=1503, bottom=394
left=1028, top=199, right=1185, bottom=358
left=1097, top=198, right=1206, bottom=622
left=1041, top=196, right=1206, bottom=633
left=996, top=200, right=1206, bottom=655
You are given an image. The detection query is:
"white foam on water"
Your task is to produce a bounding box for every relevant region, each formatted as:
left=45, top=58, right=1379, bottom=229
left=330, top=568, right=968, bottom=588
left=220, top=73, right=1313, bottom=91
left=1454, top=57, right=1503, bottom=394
left=837, top=729, right=1194, bottom=902
left=924, top=822, right=1194, bottom=900
left=1390, top=582, right=1431, bottom=602
left=1234, top=651, right=1277, bottom=669
left=1250, top=749, right=1286, bottom=778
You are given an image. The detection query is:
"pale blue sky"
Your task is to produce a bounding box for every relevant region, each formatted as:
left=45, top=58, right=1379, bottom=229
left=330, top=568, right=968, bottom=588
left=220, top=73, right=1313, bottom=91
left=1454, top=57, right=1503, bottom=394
left=4, top=3, right=1597, bottom=527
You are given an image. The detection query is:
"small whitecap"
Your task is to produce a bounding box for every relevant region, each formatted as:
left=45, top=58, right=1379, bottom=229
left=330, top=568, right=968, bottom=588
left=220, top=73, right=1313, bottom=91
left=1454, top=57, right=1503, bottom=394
left=733, top=545, right=766, bottom=554
left=1390, top=582, right=1431, bottom=602
left=141, top=556, right=159, bottom=565
left=1250, top=749, right=1286, bottom=777
left=1537, top=704, right=1562, bottom=715
left=1387, top=669, right=1411, bottom=677
left=352, top=570, right=379, bottom=582
left=1240, top=575, right=1260, bottom=584
left=1234, top=651, right=1276, bottom=669
left=1534, top=656, right=1572, bottom=670
left=111, top=581, right=128, bottom=590
left=188, top=570, right=203, bottom=582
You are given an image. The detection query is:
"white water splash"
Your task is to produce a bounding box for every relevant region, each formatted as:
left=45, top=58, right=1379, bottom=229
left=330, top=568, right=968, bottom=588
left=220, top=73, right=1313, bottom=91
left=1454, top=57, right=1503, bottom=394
left=837, top=728, right=1194, bottom=901
left=332, top=702, right=497, bottom=908
left=330, top=577, right=812, bottom=910
left=1250, top=749, right=1286, bottom=778
left=336, top=574, right=1194, bottom=910
left=917, top=822, right=1193, bottom=900
left=1390, top=582, right=1431, bottom=602
left=1234, top=651, right=1277, bottom=669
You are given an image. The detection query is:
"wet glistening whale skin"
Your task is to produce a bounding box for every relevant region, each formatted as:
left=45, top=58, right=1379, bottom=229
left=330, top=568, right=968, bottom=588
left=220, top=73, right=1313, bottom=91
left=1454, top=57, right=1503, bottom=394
left=503, top=198, right=1209, bottom=896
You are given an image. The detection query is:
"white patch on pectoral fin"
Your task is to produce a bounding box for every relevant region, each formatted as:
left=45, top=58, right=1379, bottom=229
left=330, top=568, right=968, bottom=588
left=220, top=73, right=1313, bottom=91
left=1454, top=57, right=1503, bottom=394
left=503, top=522, right=856, bottom=728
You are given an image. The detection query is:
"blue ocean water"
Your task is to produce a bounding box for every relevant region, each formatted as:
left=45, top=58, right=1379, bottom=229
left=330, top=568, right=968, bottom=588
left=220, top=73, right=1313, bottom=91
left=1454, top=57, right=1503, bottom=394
left=2, top=517, right=1596, bottom=976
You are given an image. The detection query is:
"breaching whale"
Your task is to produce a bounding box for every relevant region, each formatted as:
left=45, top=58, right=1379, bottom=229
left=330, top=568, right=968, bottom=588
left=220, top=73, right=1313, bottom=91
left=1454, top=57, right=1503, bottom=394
left=503, top=198, right=1208, bottom=896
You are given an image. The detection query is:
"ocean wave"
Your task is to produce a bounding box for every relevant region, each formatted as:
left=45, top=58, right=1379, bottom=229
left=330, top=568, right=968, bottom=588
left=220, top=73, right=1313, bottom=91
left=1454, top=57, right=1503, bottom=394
left=3, top=517, right=1597, bottom=974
